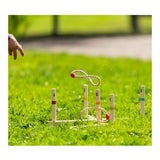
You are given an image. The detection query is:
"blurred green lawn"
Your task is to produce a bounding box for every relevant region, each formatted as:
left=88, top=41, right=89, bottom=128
left=8, top=15, right=152, bottom=37
left=8, top=51, right=152, bottom=145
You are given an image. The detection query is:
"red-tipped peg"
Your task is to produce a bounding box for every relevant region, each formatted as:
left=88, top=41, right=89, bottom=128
left=106, top=114, right=110, bottom=120
left=71, top=72, right=75, bottom=78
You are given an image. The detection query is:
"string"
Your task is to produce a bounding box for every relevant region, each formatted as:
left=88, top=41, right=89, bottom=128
left=71, top=70, right=101, bottom=87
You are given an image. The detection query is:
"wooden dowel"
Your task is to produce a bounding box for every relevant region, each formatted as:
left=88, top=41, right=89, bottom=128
left=52, top=88, right=56, bottom=122
left=96, top=89, right=101, bottom=122
left=84, top=84, right=88, bottom=116
left=140, top=85, right=145, bottom=114
left=110, top=94, right=115, bottom=122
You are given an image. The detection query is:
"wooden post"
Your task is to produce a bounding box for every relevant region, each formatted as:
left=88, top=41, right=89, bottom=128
left=131, top=15, right=140, bottom=33
left=96, top=89, right=101, bottom=122
left=53, top=15, right=59, bottom=36
left=84, top=84, right=88, bottom=116
left=140, top=85, right=145, bottom=114
left=52, top=88, right=56, bottom=122
left=110, top=94, right=115, bottom=122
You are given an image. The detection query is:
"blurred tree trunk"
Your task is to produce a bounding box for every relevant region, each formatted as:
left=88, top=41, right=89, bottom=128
left=131, top=15, right=140, bottom=33
left=53, top=15, right=59, bottom=36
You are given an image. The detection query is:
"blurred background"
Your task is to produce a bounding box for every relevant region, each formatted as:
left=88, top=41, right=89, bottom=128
left=8, top=15, right=152, bottom=60
left=8, top=15, right=151, bottom=38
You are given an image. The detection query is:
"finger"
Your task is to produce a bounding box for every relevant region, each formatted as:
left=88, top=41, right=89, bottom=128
left=8, top=50, right=12, bottom=56
left=17, top=45, right=24, bottom=56
left=13, top=50, right=17, bottom=60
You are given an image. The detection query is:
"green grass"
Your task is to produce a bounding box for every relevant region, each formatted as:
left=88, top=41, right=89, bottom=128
left=8, top=51, right=152, bottom=145
left=8, top=15, right=152, bottom=37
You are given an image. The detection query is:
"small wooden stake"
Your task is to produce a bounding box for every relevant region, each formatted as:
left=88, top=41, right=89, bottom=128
left=51, top=88, right=56, bottom=122
left=84, top=84, right=88, bottom=116
left=110, top=94, right=115, bottom=122
left=96, top=89, right=101, bottom=122
left=140, top=85, right=145, bottom=114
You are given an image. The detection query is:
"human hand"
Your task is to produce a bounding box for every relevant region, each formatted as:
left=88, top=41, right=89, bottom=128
left=8, top=34, right=24, bottom=60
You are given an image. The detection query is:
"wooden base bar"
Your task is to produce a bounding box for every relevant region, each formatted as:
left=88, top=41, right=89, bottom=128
left=47, top=115, right=107, bottom=124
